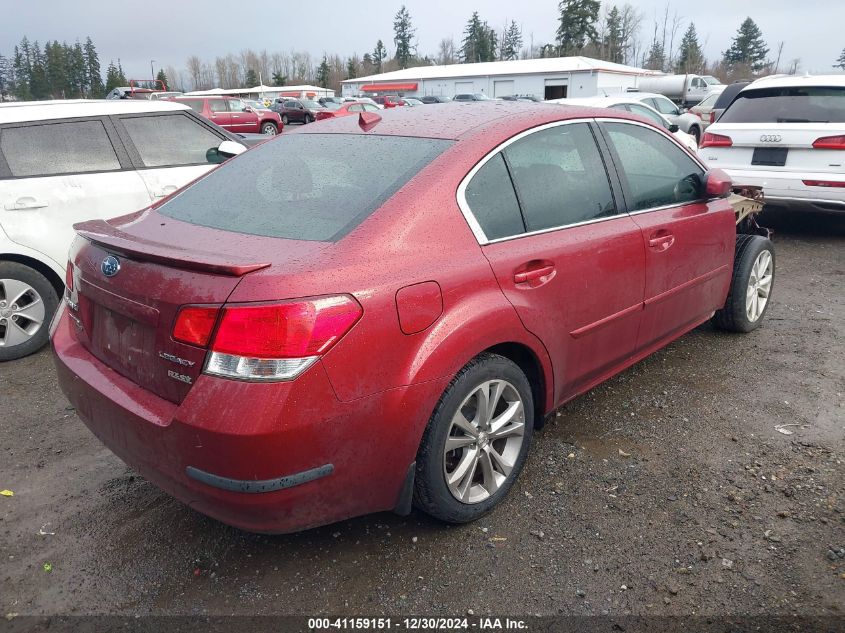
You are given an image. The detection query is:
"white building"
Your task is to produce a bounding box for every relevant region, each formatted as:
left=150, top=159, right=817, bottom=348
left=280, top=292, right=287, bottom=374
left=342, top=57, right=648, bottom=101
left=185, top=84, right=334, bottom=101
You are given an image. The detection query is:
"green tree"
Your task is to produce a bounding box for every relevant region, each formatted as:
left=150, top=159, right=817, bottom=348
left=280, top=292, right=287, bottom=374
left=13, top=38, right=33, bottom=100
left=316, top=55, right=330, bottom=88
left=29, top=41, right=51, bottom=100
left=68, top=41, right=87, bottom=97
left=346, top=57, right=358, bottom=79
left=0, top=54, right=14, bottom=100
left=244, top=68, right=258, bottom=86
left=602, top=6, right=624, bottom=63
left=373, top=40, right=387, bottom=73
left=393, top=5, right=415, bottom=69
left=83, top=37, right=103, bottom=98
left=104, top=59, right=126, bottom=93
left=676, top=23, right=704, bottom=73
left=501, top=21, right=523, bottom=61
left=556, top=0, right=600, bottom=56
left=644, top=38, right=665, bottom=71
left=45, top=41, right=70, bottom=98
left=156, top=68, right=169, bottom=90
left=834, top=47, right=845, bottom=70
left=460, top=12, right=497, bottom=63
left=271, top=71, right=287, bottom=85
left=723, top=17, right=769, bottom=72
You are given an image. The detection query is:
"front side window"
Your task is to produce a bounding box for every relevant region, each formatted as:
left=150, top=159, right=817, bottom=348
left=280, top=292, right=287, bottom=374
left=1, top=119, right=120, bottom=177
left=627, top=103, right=670, bottom=129
left=121, top=114, right=223, bottom=167
left=503, top=123, right=617, bottom=231
left=464, top=153, right=524, bottom=240
left=604, top=122, right=705, bottom=211
left=651, top=96, right=679, bottom=116
left=228, top=99, right=247, bottom=112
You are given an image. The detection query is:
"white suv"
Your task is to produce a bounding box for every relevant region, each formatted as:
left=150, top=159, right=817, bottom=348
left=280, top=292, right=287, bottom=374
left=699, top=75, right=845, bottom=214
left=0, top=99, right=245, bottom=360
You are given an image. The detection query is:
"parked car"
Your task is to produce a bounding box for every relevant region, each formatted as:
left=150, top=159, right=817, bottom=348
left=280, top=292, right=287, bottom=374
left=171, top=96, right=282, bottom=135
left=371, top=95, right=403, bottom=108
left=319, top=97, right=344, bottom=106
left=502, top=95, right=540, bottom=102
left=454, top=93, right=493, bottom=102
left=270, top=98, right=326, bottom=124
left=699, top=74, right=845, bottom=213
left=400, top=98, right=424, bottom=107
left=549, top=96, right=698, bottom=152
left=688, top=89, right=725, bottom=131
left=0, top=99, right=246, bottom=360
left=52, top=102, right=774, bottom=533
left=627, top=92, right=704, bottom=144
left=314, top=101, right=382, bottom=121
left=711, top=81, right=752, bottom=123
left=420, top=95, right=452, bottom=104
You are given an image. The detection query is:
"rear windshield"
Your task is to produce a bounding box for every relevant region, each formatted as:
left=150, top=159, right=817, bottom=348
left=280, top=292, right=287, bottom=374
left=157, top=133, right=453, bottom=241
left=720, top=86, right=845, bottom=123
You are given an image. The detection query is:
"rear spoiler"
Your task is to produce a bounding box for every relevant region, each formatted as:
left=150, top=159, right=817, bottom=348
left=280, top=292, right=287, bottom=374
left=74, top=219, right=270, bottom=277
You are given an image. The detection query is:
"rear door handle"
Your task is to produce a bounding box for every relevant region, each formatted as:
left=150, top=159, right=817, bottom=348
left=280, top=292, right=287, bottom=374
left=648, top=232, right=675, bottom=250
left=5, top=197, right=49, bottom=210
left=514, top=264, right=555, bottom=284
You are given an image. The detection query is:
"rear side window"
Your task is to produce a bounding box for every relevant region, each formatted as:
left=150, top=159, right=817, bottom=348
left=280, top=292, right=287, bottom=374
left=209, top=100, right=227, bottom=113
left=179, top=99, right=205, bottom=112
left=503, top=123, right=617, bottom=231
left=604, top=122, right=704, bottom=211
left=719, top=86, right=845, bottom=123
left=0, top=120, right=120, bottom=177
left=121, top=114, right=223, bottom=167
left=627, top=103, right=669, bottom=129
left=158, top=134, right=453, bottom=241
left=464, top=153, right=524, bottom=240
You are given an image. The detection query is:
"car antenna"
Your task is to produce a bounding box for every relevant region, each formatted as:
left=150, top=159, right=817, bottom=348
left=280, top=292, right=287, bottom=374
left=358, top=111, right=381, bottom=131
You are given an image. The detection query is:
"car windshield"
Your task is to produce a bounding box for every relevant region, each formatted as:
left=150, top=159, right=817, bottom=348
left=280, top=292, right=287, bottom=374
left=474, top=94, right=491, bottom=100
left=696, top=93, right=720, bottom=108
left=702, top=76, right=720, bottom=86
left=157, top=134, right=454, bottom=242
left=301, top=100, right=323, bottom=109
left=719, top=86, right=845, bottom=123
left=321, top=102, right=342, bottom=110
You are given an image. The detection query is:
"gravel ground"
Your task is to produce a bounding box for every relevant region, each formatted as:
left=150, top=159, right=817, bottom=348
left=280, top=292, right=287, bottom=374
left=1, top=209, right=843, bottom=620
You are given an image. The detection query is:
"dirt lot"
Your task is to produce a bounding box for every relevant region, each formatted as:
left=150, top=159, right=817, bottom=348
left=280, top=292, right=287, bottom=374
left=1, top=209, right=843, bottom=621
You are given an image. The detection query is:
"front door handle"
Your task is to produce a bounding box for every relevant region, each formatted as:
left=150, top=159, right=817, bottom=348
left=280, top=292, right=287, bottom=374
left=5, top=197, right=48, bottom=210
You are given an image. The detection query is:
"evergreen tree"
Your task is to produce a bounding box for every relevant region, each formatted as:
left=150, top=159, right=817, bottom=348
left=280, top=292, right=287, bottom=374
left=460, top=12, right=497, bottom=63
left=676, top=23, right=704, bottom=73
left=346, top=57, right=358, bottom=79
left=271, top=71, right=287, bottom=85
left=104, top=60, right=123, bottom=93
left=45, top=41, right=69, bottom=98
left=723, top=17, right=769, bottom=72
left=68, top=41, right=87, bottom=97
left=393, top=5, right=415, bottom=69
left=13, top=38, right=33, bottom=100
left=556, top=0, right=600, bottom=56
left=156, top=68, right=169, bottom=90
left=834, top=47, right=845, bottom=70
left=244, top=68, right=258, bottom=86
left=29, top=41, right=51, bottom=100
left=0, top=54, right=13, bottom=101
left=603, top=6, right=623, bottom=63
left=501, top=21, right=523, bottom=61
left=83, top=37, right=103, bottom=97
left=644, top=39, right=665, bottom=71
left=316, top=55, right=330, bottom=88
left=373, top=40, right=387, bottom=73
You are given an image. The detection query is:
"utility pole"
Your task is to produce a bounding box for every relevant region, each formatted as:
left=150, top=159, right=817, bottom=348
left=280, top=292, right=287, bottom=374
left=150, top=59, right=155, bottom=84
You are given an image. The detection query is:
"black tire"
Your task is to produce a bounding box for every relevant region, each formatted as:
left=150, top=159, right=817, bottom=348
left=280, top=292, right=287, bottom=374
left=414, top=353, right=535, bottom=523
left=304, top=114, right=313, bottom=124
left=0, top=262, right=60, bottom=361
left=690, top=125, right=701, bottom=145
left=713, top=234, right=775, bottom=333
left=281, top=114, right=289, bottom=125
left=260, top=121, right=277, bottom=135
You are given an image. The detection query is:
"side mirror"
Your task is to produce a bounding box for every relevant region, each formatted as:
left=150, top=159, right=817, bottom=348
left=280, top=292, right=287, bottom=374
left=668, top=123, right=680, bottom=133
left=206, top=140, right=247, bottom=164
left=705, top=168, right=732, bottom=198
left=243, top=106, right=254, bottom=113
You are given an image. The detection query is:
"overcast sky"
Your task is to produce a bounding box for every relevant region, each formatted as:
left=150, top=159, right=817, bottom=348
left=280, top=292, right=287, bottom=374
left=3, top=0, right=843, bottom=80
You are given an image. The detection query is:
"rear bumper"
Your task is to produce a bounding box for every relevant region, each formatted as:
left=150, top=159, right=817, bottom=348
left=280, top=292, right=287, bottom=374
left=721, top=168, right=845, bottom=213
left=51, top=311, right=447, bottom=533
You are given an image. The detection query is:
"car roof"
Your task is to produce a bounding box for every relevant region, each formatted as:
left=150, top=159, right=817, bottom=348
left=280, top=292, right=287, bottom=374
left=293, top=100, right=645, bottom=141
left=741, top=74, right=845, bottom=91
left=625, top=92, right=673, bottom=101
left=0, top=99, right=189, bottom=124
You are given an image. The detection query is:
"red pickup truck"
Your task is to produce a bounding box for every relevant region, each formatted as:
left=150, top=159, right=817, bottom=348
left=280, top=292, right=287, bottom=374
left=171, top=96, right=282, bottom=135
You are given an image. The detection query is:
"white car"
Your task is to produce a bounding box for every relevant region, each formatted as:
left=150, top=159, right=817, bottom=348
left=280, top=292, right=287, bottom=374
left=699, top=75, right=845, bottom=213
left=547, top=96, right=699, bottom=153
left=0, top=99, right=245, bottom=360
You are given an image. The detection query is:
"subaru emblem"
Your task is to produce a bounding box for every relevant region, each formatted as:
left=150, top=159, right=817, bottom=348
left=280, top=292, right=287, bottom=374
left=101, top=255, right=120, bottom=277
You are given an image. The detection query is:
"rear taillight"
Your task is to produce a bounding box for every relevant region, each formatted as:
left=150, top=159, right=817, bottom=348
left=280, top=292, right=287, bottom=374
left=173, top=295, right=362, bottom=382
left=709, top=111, right=715, bottom=124
left=812, top=135, right=845, bottom=150
left=803, top=179, right=845, bottom=188
left=173, top=306, right=220, bottom=347
left=699, top=132, right=733, bottom=148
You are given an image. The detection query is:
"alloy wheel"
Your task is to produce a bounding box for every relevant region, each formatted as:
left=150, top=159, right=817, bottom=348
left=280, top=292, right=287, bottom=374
left=0, top=279, right=45, bottom=348
left=745, top=249, right=773, bottom=322
left=443, top=379, right=526, bottom=504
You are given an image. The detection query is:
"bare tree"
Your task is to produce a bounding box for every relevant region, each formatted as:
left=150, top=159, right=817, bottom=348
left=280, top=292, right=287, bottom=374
left=436, top=38, right=457, bottom=65
left=185, top=55, right=202, bottom=90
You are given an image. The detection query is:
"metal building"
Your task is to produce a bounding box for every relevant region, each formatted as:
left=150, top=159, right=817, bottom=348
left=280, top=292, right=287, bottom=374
left=341, top=57, right=647, bottom=101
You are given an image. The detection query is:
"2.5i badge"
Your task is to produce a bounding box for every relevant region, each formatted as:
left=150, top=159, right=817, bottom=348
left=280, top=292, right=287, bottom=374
left=167, top=370, right=192, bottom=385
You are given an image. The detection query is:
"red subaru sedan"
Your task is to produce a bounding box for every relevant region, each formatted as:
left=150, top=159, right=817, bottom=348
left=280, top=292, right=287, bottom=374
left=52, top=102, right=774, bottom=533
